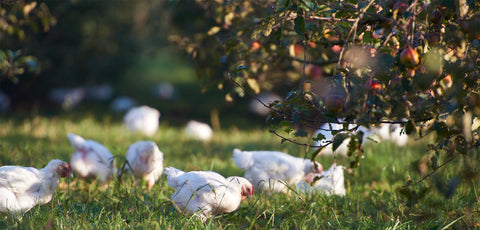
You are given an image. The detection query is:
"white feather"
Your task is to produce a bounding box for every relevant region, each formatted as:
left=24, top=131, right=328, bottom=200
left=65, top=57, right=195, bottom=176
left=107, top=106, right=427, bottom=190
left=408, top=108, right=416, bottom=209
left=184, top=120, right=213, bottom=141
left=152, top=82, right=176, bottom=100
left=232, top=148, right=322, bottom=194
left=125, top=141, right=164, bottom=189
left=298, top=164, right=346, bottom=196
left=123, top=106, right=160, bottom=136
left=0, top=160, right=72, bottom=215
left=374, top=123, right=408, bottom=147
left=164, top=167, right=253, bottom=222
left=67, top=133, right=114, bottom=184
left=48, top=87, right=85, bottom=110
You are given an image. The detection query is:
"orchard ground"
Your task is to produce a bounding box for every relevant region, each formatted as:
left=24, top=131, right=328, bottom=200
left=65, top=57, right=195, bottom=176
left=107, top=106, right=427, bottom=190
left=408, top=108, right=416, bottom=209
left=1, top=49, right=479, bottom=229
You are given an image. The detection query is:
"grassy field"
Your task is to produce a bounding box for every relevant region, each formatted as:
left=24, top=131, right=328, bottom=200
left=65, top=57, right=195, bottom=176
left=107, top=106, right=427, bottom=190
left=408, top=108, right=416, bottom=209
left=1, top=49, right=479, bottom=229
left=0, top=113, right=479, bottom=229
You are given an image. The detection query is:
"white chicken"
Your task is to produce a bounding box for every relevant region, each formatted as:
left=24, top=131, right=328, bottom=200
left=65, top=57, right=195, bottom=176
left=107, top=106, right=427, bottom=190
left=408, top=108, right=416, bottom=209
left=248, top=92, right=282, bottom=116
left=48, top=87, right=85, bottom=110
left=67, top=133, right=115, bottom=184
left=314, top=121, right=379, bottom=156
left=85, top=84, right=113, bottom=101
left=297, top=163, right=346, bottom=196
left=164, top=167, right=254, bottom=222
left=375, top=123, right=408, bottom=147
left=123, top=105, right=160, bottom=136
left=232, top=148, right=323, bottom=194
left=111, top=96, right=137, bottom=112
left=0, top=159, right=73, bottom=215
left=152, top=82, right=177, bottom=100
left=184, top=120, right=213, bottom=142
left=124, top=141, right=164, bottom=189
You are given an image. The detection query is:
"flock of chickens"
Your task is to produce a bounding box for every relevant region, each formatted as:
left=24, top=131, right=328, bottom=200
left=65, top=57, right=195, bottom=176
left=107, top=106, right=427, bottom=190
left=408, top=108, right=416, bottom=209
left=0, top=134, right=348, bottom=222
left=0, top=105, right=408, bottom=222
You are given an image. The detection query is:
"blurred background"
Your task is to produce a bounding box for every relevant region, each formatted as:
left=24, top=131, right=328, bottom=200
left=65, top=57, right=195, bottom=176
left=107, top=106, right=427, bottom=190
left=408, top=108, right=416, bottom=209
left=0, top=0, right=270, bottom=129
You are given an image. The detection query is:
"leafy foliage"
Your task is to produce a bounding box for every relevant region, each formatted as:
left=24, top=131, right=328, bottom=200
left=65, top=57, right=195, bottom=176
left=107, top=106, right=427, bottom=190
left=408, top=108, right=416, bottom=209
left=0, top=0, right=171, bottom=106
left=0, top=1, right=55, bottom=83
left=169, top=0, right=480, bottom=199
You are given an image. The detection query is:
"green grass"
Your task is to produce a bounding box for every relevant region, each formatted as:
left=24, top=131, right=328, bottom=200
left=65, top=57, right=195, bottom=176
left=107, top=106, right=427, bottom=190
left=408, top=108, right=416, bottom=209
left=1, top=48, right=479, bottom=229
left=1, top=115, right=479, bottom=229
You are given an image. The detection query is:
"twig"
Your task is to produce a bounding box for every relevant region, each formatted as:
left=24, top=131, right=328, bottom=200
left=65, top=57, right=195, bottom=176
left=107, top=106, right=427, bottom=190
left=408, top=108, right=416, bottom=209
left=269, top=129, right=330, bottom=148
left=381, top=31, right=395, bottom=47
left=308, top=15, right=357, bottom=22
left=228, top=75, right=282, bottom=115
left=409, top=0, right=418, bottom=45
left=228, top=76, right=325, bottom=125
left=406, top=0, right=420, bottom=12
left=301, top=39, right=307, bottom=93
left=323, top=2, right=397, bottom=25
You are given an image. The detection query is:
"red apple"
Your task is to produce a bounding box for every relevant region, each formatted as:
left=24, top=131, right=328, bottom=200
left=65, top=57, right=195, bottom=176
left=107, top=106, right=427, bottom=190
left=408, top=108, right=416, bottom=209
left=393, top=1, right=407, bottom=13
left=325, top=95, right=344, bottom=113
left=294, top=44, right=303, bottom=56
left=440, top=74, right=452, bottom=88
left=306, top=65, right=323, bottom=80
left=251, top=41, right=261, bottom=51
left=365, top=79, right=382, bottom=92
left=289, top=43, right=304, bottom=57
left=400, top=46, right=420, bottom=69
left=331, top=45, right=342, bottom=53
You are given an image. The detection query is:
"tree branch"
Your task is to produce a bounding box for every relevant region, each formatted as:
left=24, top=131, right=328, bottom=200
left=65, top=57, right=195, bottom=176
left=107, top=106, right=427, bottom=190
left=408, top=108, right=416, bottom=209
left=269, top=129, right=330, bottom=148
left=308, top=15, right=357, bottom=22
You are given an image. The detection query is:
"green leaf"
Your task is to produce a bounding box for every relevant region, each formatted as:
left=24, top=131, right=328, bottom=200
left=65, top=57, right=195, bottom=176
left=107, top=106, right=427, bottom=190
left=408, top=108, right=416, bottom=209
left=310, top=146, right=324, bottom=161
left=285, top=128, right=293, bottom=134
left=362, top=31, right=372, bottom=43
left=294, top=16, right=305, bottom=36
left=276, top=0, right=291, bottom=12
left=313, top=132, right=325, bottom=141
left=347, top=133, right=357, bottom=157
left=332, top=133, right=349, bottom=152
left=433, top=121, right=449, bottom=139
left=405, top=120, right=417, bottom=135
left=299, top=1, right=315, bottom=11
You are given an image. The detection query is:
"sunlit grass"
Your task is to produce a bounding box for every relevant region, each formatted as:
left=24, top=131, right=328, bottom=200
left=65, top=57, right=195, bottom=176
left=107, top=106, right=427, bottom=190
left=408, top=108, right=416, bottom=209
left=0, top=115, right=479, bottom=229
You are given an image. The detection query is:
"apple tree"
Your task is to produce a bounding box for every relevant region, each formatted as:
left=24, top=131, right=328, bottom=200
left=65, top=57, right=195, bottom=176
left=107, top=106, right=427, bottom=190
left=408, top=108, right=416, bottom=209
left=169, top=0, right=478, bottom=199
left=0, top=0, right=55, bottom=83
